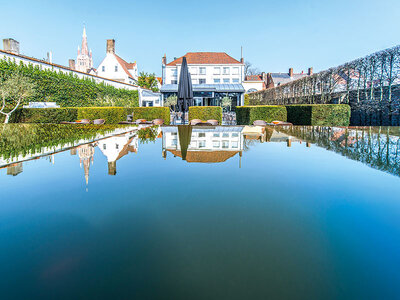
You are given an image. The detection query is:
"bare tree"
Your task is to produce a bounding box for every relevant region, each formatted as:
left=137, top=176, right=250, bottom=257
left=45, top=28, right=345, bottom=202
left=244, top=61, right=260, bottom=76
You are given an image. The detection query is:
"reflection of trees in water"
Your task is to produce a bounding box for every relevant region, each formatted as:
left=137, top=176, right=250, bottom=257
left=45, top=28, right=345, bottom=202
left=137, top=126, right=159, bottom=144
left=277, top=126, right=400, bottom=177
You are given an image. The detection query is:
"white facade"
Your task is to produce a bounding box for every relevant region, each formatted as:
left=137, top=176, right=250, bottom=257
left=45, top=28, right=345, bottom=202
left=97, top=53, right=138, bottom=85
left=139, top=89, right=162, bottom=107
left=242, top=81, right=264, bottom=93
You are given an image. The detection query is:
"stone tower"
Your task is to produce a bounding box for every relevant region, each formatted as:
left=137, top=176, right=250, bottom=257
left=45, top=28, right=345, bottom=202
left=76, top=26, right=93, bottom=73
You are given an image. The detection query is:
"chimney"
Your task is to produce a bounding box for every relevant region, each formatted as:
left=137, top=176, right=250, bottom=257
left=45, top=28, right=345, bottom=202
left=108, top=161, right=116, bottom=175
left=162, top=54, right=167, bottom=65
left=69, top=59, right=76, bottom=70
left=47, top=51, right=52, bottom=64
left=106, top=39, right=115, bottom=54
left=240, top=57, right=244, bottom=64
left=308, top=67, right=313, bottom=76
left=3, top=38, right=20, bottom=55
left=289, top=68, right=293, bottom=77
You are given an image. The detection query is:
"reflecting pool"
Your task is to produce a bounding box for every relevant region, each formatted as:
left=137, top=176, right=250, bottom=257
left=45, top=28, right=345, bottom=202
left=1, top=124, right=400, bottom=299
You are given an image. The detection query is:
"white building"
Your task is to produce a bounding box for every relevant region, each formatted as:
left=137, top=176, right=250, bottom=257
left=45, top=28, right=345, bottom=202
left=242, top=74, right=266, bottom=93
left=1, top=38, right=138, bottom=91
left=139, top=89, right=162, bottom=107
left=96, top=39, right=138, bottom=85
left=160, top=52, right=245, bottom=108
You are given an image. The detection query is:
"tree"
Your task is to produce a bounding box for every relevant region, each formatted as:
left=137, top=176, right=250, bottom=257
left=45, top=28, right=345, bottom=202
left=0, top=73, right=36, bottom=123
left=137, top=72, right=159, bottom=92
left=245, top=61, right=260, bottom=77
left=221, top=96, right=232, bottom=112
left=164, top=95, right=177, bottom=112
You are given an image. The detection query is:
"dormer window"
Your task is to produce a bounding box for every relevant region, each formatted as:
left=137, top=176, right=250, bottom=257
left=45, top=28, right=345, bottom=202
left=102, top=66, right=105, bottom=72
left=115, top=66, right=118, bottom=72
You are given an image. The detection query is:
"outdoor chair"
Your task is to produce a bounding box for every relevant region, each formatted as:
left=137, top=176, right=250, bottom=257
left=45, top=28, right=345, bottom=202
left=152, top=119, right=164, bottom=125
left=271, top=121, right=293, bottom=126
left=135, top=119, right=147, bottom=124
left=60, top=119, right=90, bottom=124
left=93, top=119, right=105, bottom=125
left=253, top=120, right=268, bottom=126
left=207, top=119, right=219, bottom=125
left=189, top=119, right=203, bottom=125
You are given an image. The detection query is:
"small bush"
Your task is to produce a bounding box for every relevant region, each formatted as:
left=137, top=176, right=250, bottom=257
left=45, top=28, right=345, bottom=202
left=77, top=107, right=129, bottom=123
left=130, top=107, right=170, bottom=125
left=286, top=104, right=351, bottom=126
left=236, top=106, right=287, bottom=125
left=189, top=106, right=222, bottom=123
left=244, top=94, right=250, bottom=106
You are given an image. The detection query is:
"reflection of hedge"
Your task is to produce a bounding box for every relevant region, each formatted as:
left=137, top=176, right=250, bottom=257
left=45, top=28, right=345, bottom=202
left=130, top=107, right=170, bottom=125
left=0, top=124, right=127, bottom=161
left=189, top=106, right=222, bottom=123
left=286, top=104, right=351, bottom=126
left=10, top=107, right=136, bottom=124
left=0, top=59, right=139, bottom=107
left=236, top=106, right=287, bottom=125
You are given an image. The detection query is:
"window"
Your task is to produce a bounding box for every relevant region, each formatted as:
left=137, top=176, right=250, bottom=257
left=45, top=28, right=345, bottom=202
left=199, top=133, right=206, bottom=138
left=115, top=65, right=118, bottom=72
left=232, top=133, right=239, bottom=137
left=213, top=133, right=220, bottom=137
left=222, top=141, right=229, bottom=148
left=190, top=67, right=198, bottom=75
left=199, top=67, right=206, bottom=75
left=232, top=67, right=239, bottom=75
left=172, top=69, right=178, bottom=76
left=213, top=141, right=220, bottom=148
left=232, top=78, right=239, bottom=83
left=199, top=79, right=206, bottom=84
left=171, top=139, right=177, bottom=146
left=171, top=80, right=177, bottom=84
left=232, top=141, right=239, bottom=148
left=223, top=78, right=230, bottom=83
left=116, top=144, right=119, bottom=150
left=102, top=66, right=105, bottom=72
left=103, top=144, right=106, bottom=150
left=213, top=67, right=221, bottom=75
left=198, top=141, right=206, bottom=148
left=223, top=67, right=230, bottom=75
left=222, top=133, right=229, bottom=137
left=214, top=79, right=221, bottom=83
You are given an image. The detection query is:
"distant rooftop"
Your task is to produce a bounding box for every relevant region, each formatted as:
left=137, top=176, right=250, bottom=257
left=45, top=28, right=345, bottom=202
left=166, top=52, right=242, bottom=66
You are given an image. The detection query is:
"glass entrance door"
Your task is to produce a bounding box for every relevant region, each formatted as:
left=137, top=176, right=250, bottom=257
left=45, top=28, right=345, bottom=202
left=194, top=97, right=203, bottom=106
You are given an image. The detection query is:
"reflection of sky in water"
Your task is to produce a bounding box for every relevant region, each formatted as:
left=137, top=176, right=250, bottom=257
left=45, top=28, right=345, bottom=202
left=0, top=126, right=400, bottom=298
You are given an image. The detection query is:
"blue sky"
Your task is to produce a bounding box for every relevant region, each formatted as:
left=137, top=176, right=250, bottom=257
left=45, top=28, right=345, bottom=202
left=0, top=0, right=399, bottom=76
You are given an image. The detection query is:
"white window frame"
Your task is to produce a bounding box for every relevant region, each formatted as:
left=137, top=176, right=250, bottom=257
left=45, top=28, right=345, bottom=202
left=223, top=78, right=230, bottom=83
left=213, top=67, right=221, bottom=75
left=199, top=67, right=206, bottom=75
left=190, top=67, right=198, bottom=75
left=232, top=67, right=239, bottom=75
left=223, top=67, right=230, bottom=75
left=214, top=78, right=221, bottom=83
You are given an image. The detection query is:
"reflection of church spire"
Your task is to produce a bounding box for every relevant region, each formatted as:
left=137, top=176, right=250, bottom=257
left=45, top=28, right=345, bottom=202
left=78, top=143, right=95, bottom=185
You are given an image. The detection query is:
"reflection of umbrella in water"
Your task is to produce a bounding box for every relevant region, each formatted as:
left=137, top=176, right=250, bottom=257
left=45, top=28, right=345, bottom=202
left=178, top=125, right=192, bottom=161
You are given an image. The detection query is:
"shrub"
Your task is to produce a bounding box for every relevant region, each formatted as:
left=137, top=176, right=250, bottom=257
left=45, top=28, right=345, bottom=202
left=0, top=59, right=139, bottom=107
left=286, top=104, right=351, bottom=126
left=10, top=107, right=137, bottom=124
left=244, top=94, right=250, bottom=106
left=130, top=107, right=170, bottom=125
left=188, top=106, right=222, bottom=123
left=235, top=105, right=287, bottom=125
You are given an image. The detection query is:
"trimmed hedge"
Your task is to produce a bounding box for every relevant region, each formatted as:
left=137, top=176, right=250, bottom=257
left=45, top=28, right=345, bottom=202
left=188, top=106, right=222, bottom=123
left=10, top=107, right=136, bottom=124
left=236, top=105, right=287, bottom=125
left=0, top=59, right=139, bottom=107
left=130, top=107, right=170, bottom=125
left=286, top=104, right=351, bottom=126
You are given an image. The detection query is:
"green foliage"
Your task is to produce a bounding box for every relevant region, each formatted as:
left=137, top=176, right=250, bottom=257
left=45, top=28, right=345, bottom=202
left=286, top=104, right=351, bottom=126
left=221, top=96, right=232, bottom=111
left=244, top=94, right=250, bottom=106
left=0, top=73, right=37, bottom=123
left=0, top=124, right=129, bottom=161
left=137, top=72, right=159, bottom=92
left=130, top=107, right=170, bottom=125
left=0, top=59, right=139, bottom=107
left=189, top=106, right=222, bottom=123
left=236, top=105, right=287, bottom=125
left=137, top=126, right=159, bottom=143
left=164, top=95, right=177, bottom=111
left=10, top=107, right=137, bottom=124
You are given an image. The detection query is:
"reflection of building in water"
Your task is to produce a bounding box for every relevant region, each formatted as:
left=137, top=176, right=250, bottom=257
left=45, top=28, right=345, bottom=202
left=77, top=143, right=96, bottom=185
left=242, top=126, right=303, bottom=147
left=6, top=163, right=23, bottom=176
left=162, top=126, right=244, bottom=163
left=98, top=132, right=138, bottom=175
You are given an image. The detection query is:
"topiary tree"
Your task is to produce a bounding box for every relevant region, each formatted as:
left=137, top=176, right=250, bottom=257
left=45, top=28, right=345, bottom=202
left=221, top=96, right=232, bottom=112
left=0, top=73, right=36, bottom=123
left=164, top=95, right=178, bottom=112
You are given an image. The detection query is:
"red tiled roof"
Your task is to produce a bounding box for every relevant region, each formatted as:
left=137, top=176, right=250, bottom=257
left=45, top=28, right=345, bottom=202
left=156, top=77, right=162, bottom=84
left=245, top=75, right=263, bottom=81
left=168, top=150, right=239, bottom=163
left=114, top=54, right=136, bottom=78
left=167, top=52, right=242, bottom=66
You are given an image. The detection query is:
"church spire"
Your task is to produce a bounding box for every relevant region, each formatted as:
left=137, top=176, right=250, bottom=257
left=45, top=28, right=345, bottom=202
left=81, top=26, right=89, bottom=56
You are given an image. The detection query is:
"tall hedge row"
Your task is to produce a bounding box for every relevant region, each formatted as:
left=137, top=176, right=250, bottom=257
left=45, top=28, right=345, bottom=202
left=130, top=107, right=170, bottom=125
left=10, top=107, right=136, bottom=124
left=188, top=106, right=222, bottom=123
left=0, top=59, right=139, bottom=107
left=286, top=104, right=351, bottom=126
left=236, top=106, right=287, bottom=125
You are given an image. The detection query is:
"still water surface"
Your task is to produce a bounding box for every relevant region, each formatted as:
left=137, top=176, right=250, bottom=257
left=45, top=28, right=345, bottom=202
left=1, top=125, right=400, bottom=299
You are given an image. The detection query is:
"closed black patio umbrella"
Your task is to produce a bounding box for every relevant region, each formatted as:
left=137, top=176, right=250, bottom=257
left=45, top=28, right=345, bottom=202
left=177, top=57, right=193, bottom=124
left=178, top=125, right=192, bottom=161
